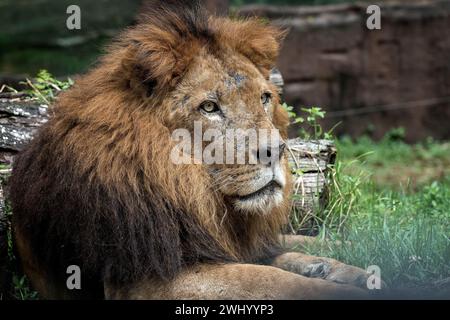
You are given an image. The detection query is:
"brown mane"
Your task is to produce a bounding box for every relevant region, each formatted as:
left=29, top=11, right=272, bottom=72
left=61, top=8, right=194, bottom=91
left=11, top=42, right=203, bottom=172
left=9, top=0, right=290, bottom=298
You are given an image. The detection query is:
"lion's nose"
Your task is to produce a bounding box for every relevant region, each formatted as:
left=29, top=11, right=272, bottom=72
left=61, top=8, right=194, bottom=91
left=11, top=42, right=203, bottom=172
left=256, top=141, right=286, bottom=165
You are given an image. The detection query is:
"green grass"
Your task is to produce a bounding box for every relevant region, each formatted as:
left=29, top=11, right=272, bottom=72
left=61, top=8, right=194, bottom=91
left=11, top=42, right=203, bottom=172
left=337, top=134, right=450, bottom=189
left=300, top=136, right=450, bottom=297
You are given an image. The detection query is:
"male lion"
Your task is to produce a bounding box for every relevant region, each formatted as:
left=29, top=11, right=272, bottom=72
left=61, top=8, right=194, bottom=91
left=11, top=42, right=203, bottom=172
left=10, top=0, right=372, bottom=299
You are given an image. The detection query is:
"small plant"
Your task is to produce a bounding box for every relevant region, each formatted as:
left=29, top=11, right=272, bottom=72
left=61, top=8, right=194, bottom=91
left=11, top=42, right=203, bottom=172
left=282, top=103, right=333, bottom=140
left=11, top=275, right=38, bottom=300
left=384, top=127, right=406, bottom=142
left=23, top=70, right=73, bottom=104
left=281, top=103, right=296, bottom=118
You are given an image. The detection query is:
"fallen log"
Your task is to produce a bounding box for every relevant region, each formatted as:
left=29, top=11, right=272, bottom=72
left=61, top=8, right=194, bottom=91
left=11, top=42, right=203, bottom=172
left=0, top=98, right=49, bottom=155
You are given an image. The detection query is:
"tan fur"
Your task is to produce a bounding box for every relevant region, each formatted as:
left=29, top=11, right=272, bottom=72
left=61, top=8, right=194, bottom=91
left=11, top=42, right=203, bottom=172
left=105, top=264, right=368, bottom=300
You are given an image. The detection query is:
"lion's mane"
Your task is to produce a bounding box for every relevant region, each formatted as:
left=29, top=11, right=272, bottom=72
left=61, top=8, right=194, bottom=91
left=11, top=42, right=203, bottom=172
left=9, top=0, right=290, bottom=297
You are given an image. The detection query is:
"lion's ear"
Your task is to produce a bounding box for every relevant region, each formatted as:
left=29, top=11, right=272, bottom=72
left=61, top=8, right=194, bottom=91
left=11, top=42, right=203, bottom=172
left=120, top=0, right=209, bottom=95
left=121, top=35, right=200, bottom=96
left=215, top=19, right=287, bottom=78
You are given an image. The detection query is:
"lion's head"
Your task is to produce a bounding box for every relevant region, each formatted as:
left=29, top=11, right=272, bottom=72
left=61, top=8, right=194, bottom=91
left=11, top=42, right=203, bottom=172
left=10, top=0, right=291, bottom=296
left=124, top=1, right=290, bottom=215
left=163, top=22, right=290, bottom=214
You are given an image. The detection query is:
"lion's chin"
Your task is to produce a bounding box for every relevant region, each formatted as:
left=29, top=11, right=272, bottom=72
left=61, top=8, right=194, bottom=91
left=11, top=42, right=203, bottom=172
left=231, top=181, right=284, bottom=213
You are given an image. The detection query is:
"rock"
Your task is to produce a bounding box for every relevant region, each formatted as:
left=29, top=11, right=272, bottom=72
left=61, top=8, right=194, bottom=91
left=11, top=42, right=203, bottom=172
left=239, top=1, right=450, bottom=142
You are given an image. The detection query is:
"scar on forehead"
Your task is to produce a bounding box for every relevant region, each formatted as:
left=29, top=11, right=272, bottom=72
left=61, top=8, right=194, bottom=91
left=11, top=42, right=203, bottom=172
left=225, top=72, right=247, bottom=89
left=233, top=73, right=246, bottom=86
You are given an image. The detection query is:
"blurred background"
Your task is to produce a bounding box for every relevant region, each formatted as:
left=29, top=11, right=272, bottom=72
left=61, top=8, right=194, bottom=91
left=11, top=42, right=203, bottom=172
left=0, top=0, right=449, bottom=142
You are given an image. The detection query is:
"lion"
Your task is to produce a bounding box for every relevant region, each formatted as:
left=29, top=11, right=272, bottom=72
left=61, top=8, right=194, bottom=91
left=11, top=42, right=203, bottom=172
left=9, top=0, right=372, bottom=299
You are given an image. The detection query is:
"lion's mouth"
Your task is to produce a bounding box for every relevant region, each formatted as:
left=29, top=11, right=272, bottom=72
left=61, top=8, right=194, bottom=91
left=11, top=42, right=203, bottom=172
left=234, top=180, right=282, bottom=202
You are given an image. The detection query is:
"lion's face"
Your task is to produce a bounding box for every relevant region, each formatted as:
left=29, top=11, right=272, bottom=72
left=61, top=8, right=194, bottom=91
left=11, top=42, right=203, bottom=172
left=164, top=49, right=289, bottom=213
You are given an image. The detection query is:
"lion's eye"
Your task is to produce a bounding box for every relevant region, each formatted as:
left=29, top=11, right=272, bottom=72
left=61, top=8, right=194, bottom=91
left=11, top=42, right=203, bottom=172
left=200, top=101, right=220, bottom=113
left=261, top=93, right=272, bottom=106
